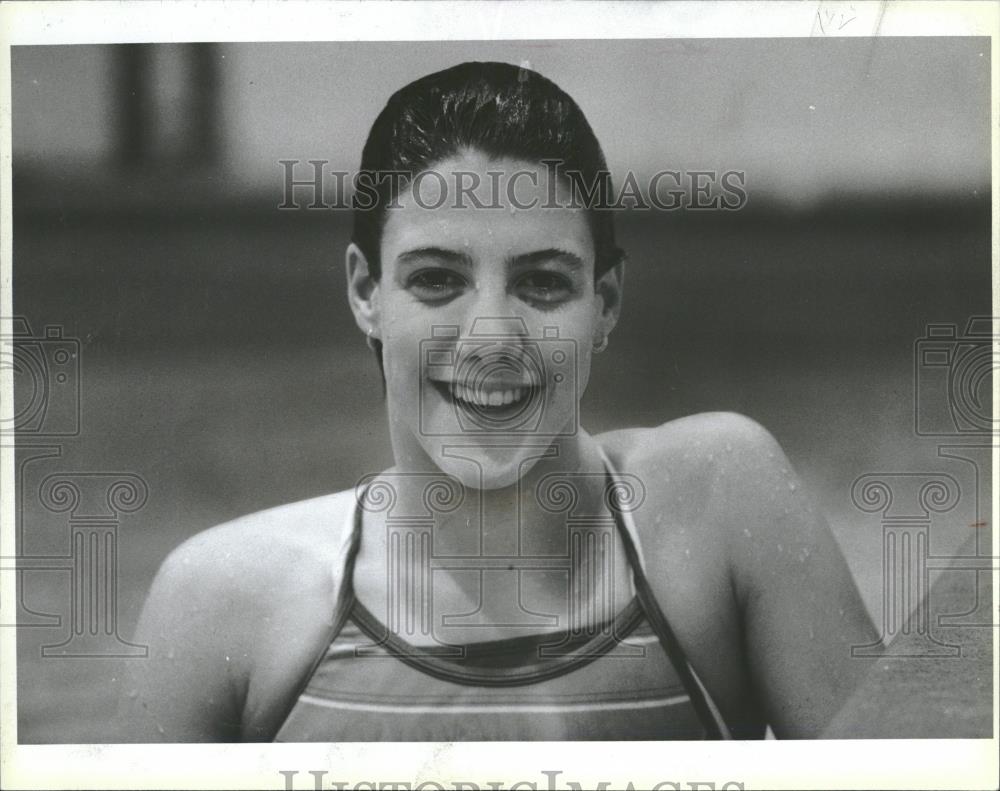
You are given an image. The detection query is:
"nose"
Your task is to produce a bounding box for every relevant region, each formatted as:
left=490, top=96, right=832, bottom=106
left=461, top=279, right=530, bottom=345
left=463, top=277, right=522, bottom=329
left=450, top=279, right=542, bottom=386
left=467, top=316, right=529, bottom=339
left=456, top=315, right=541, bottom=389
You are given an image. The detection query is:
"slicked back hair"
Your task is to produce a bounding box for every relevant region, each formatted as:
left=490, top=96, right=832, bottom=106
left=352, top=61, right=625, bottom=373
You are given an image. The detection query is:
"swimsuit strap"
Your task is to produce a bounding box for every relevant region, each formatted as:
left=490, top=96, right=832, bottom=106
left=274, top=457, right=732, bottom=739
left=597, top=445, right=732, bottom=740
left=267, top=492, right=361, bottom=737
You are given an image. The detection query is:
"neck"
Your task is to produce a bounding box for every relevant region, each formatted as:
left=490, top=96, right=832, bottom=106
left=353, top=430, right=630, bottom=641
left=376, top=431, right=610, bottom=558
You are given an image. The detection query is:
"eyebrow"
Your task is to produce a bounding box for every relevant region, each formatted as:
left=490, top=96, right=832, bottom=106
left=394, top=246, right=585, bottom=270
left=509, top=248, right=585, bottom=270
left=395, top=247, right=473, bottom=267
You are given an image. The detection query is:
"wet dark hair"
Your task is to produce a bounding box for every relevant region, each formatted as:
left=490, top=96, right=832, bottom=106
left=352, top=60, right=625, bottom=370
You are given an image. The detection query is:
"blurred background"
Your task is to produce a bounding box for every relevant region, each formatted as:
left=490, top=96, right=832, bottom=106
left=9, top=38, right=992, bottom=742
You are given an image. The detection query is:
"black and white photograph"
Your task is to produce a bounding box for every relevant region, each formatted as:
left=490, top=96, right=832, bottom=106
left=1, top=2, right=997, bottom=789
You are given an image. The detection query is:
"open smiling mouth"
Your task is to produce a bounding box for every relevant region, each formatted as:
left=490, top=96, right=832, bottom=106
left=430, top=379, right=542, bottom=425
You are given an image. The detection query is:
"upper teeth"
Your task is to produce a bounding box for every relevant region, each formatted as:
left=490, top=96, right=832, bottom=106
left=448, top=383, right=528, bottom=407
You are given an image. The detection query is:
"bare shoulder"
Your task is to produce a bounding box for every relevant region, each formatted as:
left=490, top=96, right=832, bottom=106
left=595, top=412, right=873, bottom=738
left=595, top=413, right=805, bottom=735
left=597, top=411, right=787, bottom=497
left=595, top=411, right=803, bottom=570
left=122, top=490, right=357, bottom=741
left=153, top=489, right=356, bottom=607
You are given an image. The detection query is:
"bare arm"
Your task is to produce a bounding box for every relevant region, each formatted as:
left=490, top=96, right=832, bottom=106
left=116, top=533, right=249, bottom=742
left=114, top=494, right=348, bottom=742
left=709, top=414, right=880, bottom=737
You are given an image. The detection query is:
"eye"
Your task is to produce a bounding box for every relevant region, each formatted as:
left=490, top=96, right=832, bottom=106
left=514, top=271, right=575, bottom=304
left=407, top=268, right=467, bottom=301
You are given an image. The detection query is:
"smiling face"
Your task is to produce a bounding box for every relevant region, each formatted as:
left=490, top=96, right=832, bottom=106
left=348, top=150, right=622, bottom=489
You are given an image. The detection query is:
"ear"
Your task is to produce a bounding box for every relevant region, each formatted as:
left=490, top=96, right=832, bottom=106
left=593, top=259, right=625, bottom=342
left=346, top=243, right=381, bottom=339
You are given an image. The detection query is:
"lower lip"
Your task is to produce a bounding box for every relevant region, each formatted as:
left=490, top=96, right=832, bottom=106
left=430, top=380, right=539, bottom=422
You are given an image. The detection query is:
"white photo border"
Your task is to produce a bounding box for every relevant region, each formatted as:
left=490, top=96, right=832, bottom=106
left=1, top=2, right=997, bottom=789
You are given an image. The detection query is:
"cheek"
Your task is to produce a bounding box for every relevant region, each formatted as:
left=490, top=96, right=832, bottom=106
left=561, top=302, right=599, bottom=394
left=379, top=298, right=438, bottom=384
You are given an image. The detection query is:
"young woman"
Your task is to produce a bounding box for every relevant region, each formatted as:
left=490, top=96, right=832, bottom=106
left=120, top=61, right=879, bottom=742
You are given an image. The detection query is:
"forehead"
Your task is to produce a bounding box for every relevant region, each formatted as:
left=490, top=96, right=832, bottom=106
left=379, top=151, right=595, bottom=266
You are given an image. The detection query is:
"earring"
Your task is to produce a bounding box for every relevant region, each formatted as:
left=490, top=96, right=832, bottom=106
left=592, top=335, right=608, bottom=354
left=366, top=327, right=379, bottom=351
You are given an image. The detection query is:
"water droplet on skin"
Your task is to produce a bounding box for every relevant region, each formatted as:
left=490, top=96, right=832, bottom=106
left=725, top=443, right=732, bottom=453
left=166, top=647, right=175, bottom=660
left=838, top=608, right=845, bottom=618
left=684, top=549, right=690, bottom=558
left=707, top=453, right=714, bottom=462
left=808, top=626, right=815, bottom=639
left=156, top=724, right=165, bottom=735
left=225, top=655, right=230, bottom=662
left=127, top=689, right=138, bottom=699
left=777, top=543, right=783, bottom=553
left=742, top=528, right=752, bottom=538
left=787, top=481, right=797, bottom=491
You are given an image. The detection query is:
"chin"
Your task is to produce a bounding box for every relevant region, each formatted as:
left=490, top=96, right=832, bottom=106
left=426, top=442, right=549, bottom=491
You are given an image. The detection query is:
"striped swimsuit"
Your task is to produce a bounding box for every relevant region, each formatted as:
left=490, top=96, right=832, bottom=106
left=274, top=464, right=731, bottom=741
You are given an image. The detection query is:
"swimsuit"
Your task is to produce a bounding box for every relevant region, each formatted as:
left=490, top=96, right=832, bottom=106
left=274, top=459, right=732, bottom=741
